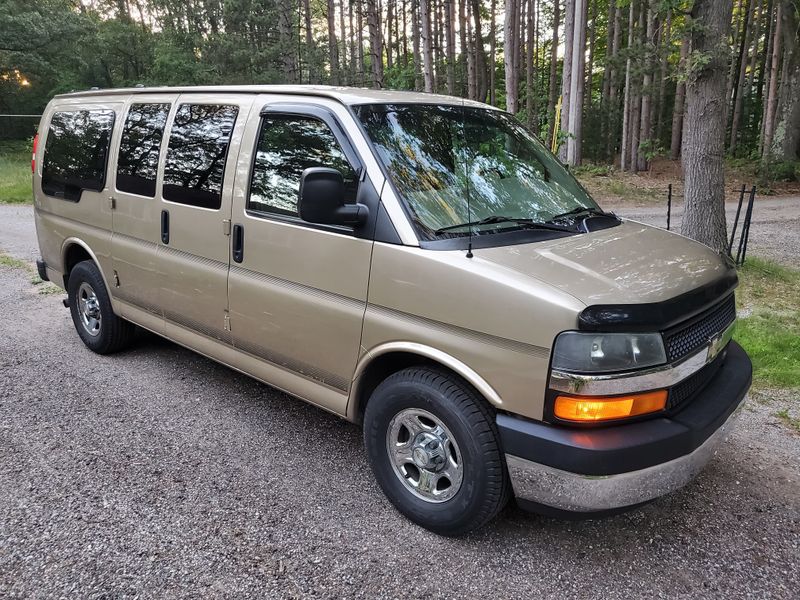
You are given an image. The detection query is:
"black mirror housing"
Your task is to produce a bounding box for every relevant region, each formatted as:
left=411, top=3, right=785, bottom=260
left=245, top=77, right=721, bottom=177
left=298, top=167, right=368, bottom=227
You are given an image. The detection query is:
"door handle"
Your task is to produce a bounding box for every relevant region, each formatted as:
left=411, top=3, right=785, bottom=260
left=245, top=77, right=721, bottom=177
left=232, top=224, right=244, bottom=263
left=161, top=209, right=170, bottom=244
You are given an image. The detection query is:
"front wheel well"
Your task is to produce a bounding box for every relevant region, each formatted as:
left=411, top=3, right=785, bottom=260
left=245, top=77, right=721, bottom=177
left=62, top=243, right=93, bottom=287
left=352, top=351, right=490, bottom=423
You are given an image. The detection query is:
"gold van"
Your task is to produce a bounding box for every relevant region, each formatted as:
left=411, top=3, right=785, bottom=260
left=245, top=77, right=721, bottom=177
left=33, top=85, right=751, bottom=535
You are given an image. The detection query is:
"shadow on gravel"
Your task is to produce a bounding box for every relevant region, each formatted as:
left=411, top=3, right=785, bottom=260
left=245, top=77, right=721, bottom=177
left=111, top=326, right=757, bottom=546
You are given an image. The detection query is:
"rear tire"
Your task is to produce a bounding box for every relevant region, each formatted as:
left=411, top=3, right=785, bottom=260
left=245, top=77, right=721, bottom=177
left=67, top=260, right=135, bottom=354
left=363, top=366, right=510, bottom=536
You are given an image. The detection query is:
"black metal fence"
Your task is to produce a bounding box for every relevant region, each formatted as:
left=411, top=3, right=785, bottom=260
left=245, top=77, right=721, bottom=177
left=665, top=183, right=756, bottom=266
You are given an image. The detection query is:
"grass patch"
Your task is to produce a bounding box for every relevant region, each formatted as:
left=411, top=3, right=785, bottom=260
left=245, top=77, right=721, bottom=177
left=776, top=409, right=800, bottom=434
left=734, top=257, right=800, bottom=389
left=0, top=139, right=33, bottom=204
left=0, top=253, right=29, bottom=269
left=0, top=251, right=62, bottom=295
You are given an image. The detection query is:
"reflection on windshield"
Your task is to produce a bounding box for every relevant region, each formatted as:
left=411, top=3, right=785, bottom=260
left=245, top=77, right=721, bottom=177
left=355, top=104, right=598, bottom=239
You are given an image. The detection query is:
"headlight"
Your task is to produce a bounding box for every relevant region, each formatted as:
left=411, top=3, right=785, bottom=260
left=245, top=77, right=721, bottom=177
left=552, top=332, right=667, bottom=373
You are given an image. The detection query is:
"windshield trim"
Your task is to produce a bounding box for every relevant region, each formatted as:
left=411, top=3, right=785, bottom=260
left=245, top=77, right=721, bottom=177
left=350, top=102, right=612, bottom=250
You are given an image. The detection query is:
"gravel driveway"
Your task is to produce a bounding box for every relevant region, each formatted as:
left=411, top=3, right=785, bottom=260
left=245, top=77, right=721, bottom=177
left=607, top=195, right=800, bottom=269
left=1, top=204, right=799, bottom=598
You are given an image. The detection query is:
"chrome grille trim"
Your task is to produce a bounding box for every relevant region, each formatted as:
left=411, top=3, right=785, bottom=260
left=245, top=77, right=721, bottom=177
left=549, top=320, right=736, bottom=397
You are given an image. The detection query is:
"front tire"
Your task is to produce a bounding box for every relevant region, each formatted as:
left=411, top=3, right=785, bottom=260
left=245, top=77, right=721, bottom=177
left=363, top=367, right=510, bottom=536
left=67, top=260, right=135, bottom=354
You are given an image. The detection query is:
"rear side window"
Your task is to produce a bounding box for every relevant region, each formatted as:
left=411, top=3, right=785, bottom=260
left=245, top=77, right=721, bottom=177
left=42, top=109, right=115, bottom=201
left=162, top=104, right=238, bottom=210
left=248, top=115, right=357, bottom=217
left=116, top=103, right=170, bottom=197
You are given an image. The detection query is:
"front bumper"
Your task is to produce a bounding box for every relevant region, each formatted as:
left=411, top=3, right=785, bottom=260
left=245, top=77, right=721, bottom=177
left=499, top=341, right=752, bottom=514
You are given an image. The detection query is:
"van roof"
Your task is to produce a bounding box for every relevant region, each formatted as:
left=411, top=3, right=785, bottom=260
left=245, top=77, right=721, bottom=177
left=55, top=84, right=496, bottom=108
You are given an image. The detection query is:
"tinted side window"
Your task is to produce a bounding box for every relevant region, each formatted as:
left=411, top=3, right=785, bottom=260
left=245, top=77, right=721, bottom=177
left=162, top=104, right=238, bottom=210
left=42, top=109, right=115, bottom=201
left=248, top=115, right=357, bottom=217
left=116, top=103, right=170, bottom=197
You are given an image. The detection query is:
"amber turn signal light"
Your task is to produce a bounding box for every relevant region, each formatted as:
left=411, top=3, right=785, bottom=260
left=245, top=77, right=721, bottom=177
left=554, top=390, right=668, bottom=422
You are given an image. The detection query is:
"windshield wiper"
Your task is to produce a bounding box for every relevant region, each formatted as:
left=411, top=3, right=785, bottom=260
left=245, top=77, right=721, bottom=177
left=435, top=215, right=572, bottom=234
left=547, top=206, right=613, bottom=222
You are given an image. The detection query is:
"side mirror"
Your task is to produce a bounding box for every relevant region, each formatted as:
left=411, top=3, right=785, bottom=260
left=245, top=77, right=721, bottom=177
left=298, top=167, right=368, bottom=227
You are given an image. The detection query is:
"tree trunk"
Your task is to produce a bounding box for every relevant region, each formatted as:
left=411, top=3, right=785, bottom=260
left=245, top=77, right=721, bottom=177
left=420, top=0, right=435, bottom=92
left=568, top=0, right=587, bottom=165
left=413, top=0, right=424, bottom=90
left=637, top=2, right=655, bottom=171
left=655, top=10, right=670, bottom=145
left=357, top=2, right=366, bottom=85
left=629, top=6, right=645, bottom=173
left=278, top=2, right=297, bottom=83
left=339, top=0, right=349, bottom=83
left=621, top=0, right=635, bottom=170
left=490, top=0, right=498, bottom=105
left=744, top=0, right=764, bottom=98
left=670, top=35, right=689, bottom=159
left=770, top=1, right=800, bottom=160
left=546, top=0, right=560, bottom=149
left=758, top=1, right=776, bottom=154
left=327, top=0, right=340, bottom=85
left=366, top=0, right=383, bottom=88
left=505, top=0, right=519, bottom=112
left=606, top=2, right=622, bottom=159
left=559, top=0, right=575, bottom=161
left=349, top=1, right=358, bottom=84
left=526, top=0, right=536, bottom=126
left=726, top=0, right=746, bottom=113
left=585, top=0, right=597, bottom=113
left=470, top=0, right=489, bottom=101
left=729, top=0, right=754, bottom=153
left=304, top=0, right=315, bottom=83
left=762, top=2, right=783, bottom=157
left=386, top=0, right=395, bottom=71
left=445, top=0, right=457, bottom=94
left=681, top=0, right=734, bottom=252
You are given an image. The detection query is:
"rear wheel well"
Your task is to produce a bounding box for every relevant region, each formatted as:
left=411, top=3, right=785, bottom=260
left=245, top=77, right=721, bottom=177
left=62, top=244, right=93, bottom=288
left=353, top=351, right=484, bottom=423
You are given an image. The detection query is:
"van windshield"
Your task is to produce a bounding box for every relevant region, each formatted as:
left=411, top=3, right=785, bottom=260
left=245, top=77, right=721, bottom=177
left=354, top=103, right=600, bottom=241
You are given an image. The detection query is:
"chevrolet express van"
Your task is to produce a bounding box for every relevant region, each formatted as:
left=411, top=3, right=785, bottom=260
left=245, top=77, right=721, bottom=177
left=33, top=85, right=751, bottom=535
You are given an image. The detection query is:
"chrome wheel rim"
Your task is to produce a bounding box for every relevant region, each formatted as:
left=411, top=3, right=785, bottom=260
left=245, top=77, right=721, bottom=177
left=386, top=408, right=463, bottom=503
left=77, top=282, right=101, bottom=337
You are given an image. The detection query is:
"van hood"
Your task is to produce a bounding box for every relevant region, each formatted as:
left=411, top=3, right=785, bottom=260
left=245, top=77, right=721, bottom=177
left=476, top=220, right=734, bottom=307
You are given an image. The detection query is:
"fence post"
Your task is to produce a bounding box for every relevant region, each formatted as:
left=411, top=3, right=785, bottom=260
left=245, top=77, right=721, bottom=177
left=666, top=184, right=672, bottom=230
left=735, top=186, right=756, bottom=265
left=728, top=184, right=746, bottom=256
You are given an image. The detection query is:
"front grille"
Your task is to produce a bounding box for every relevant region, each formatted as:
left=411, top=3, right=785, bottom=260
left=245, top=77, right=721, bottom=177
left=663, top=295, right=736, bottom=363
left=668, top=349, right=727, bottom=410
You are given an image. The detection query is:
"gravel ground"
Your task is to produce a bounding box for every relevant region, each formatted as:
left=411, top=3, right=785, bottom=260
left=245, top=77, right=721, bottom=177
left=607, top=195, right=800, bottom=269
left=1, top=206, right=799, bottom=598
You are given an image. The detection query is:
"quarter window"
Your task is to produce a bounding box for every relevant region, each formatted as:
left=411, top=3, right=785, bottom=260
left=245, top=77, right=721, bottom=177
left=162, top=104, right=238, bottom=210
left=41, top=109, right=115, bottom=201
left=248, top=115, right=357, bottom=217
left=116, top=103, right=170, bottom=198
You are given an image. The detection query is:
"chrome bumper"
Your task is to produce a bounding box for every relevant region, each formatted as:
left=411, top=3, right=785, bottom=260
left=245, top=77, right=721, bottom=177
left=506, top=393, right=747, bottom=513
